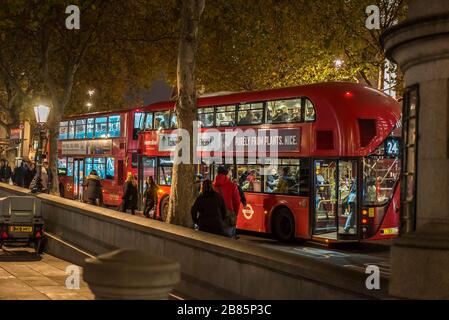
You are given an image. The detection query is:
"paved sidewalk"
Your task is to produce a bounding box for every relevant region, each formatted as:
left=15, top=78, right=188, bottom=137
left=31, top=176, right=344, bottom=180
left=0, top=247, right=94, bottom=300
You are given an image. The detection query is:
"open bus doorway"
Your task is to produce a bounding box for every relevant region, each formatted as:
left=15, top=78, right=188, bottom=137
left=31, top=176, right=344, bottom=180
left=312, top=159, right=358, bottom=241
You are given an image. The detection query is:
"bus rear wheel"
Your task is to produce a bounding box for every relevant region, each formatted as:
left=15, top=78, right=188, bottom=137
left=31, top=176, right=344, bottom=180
left=272, top=208, right=295, bottom=242
left=159, top=196, right=169, bottom=222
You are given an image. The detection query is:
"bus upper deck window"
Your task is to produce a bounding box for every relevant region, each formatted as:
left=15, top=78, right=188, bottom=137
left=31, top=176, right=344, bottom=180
left=59, top=122, right=68, bottom=140
left=238, top=103, right=263, bottom=126
left=68, top=120, right=75, bottom=139
left=170, top=112, right=178, bottom=129
left=216, top=105, right=236, bottom=127
left=144, top=112, right=153, bottom=130
left=304, top=98, right=316, bottom=122
left=154, top=111, right=170, bottom=130
left=86, top=118, right=94, bottom=139
left=198, top=107, right=214, bottom=127
left=108, top=115, right=121, bottom=138
left=267, top=99, right=302, bottom=124
left=95, top=117, right=108, bottom=138
left=134, top=112, right=144, bottom=130
left=75, top=119, right=86, bottom=139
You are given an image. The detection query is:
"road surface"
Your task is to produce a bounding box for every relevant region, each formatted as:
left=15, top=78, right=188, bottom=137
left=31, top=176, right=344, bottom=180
left=239, top=233, right=392, bottom=277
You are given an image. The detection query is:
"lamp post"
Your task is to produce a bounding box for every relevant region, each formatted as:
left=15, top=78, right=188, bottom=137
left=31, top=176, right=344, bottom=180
left=32, top=104, right=51, bottom=193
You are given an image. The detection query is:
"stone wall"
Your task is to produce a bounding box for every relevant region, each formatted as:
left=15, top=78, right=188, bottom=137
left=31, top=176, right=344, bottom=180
left=0, top=183, right=389, bottom=299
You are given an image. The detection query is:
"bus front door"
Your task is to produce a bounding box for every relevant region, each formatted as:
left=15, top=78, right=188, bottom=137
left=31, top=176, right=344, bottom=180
left=137, top=156, right=156, bottom=210
left=312, top=159, right=359, bottom=241
left=337, top=160, right=358, bottom=239
left=73, top=159, right=84, bottom=201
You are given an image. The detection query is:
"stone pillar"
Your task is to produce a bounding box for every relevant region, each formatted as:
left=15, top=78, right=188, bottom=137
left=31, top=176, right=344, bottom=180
left=382, top=0, right=449, bottom=299
left=83, top=249, right=181, bottom=300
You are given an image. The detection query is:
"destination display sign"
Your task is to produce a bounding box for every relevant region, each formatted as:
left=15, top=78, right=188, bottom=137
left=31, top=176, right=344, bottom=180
left=156, top=128, right=301, bottom=153
left=61, top=139, right=113, bottom=156
left=197, top=128, right=301, bottom=153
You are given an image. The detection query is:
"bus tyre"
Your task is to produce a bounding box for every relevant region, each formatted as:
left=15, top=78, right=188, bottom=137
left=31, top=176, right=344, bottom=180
left=272, top=208, right=295, bottom=242
left=160, top=196, right=169, bottom=222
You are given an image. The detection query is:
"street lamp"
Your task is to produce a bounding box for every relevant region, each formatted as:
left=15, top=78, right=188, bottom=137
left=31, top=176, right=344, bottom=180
left=34, top=104, right=51, bottom=124
left=32, top=104, right=51, bottom=193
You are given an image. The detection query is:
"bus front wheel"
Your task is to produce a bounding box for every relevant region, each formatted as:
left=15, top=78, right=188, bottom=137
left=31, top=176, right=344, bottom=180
left=272, top=208, right=295, bottom=242
left=159, top=196, right=169, bottom=222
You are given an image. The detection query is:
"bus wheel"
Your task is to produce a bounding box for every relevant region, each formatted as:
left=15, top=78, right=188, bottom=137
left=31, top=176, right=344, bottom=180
left=59, top=183, right=65, bottom=198
left=272, top=208, right=295, bottom=242
left=159, top=196, right=169, bottom=222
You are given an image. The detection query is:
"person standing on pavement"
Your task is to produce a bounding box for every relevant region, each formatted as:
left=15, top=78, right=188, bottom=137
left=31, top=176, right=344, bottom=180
left=213, top=166, right=241, bottom=239
left=83, top=170, right=103, bottom=206
left=143, top=176, right=158, bottom=218
left=191, top=179, right=227, bottom=236
left=2, top=160, right=12, bottom=184
left=0, top=160, right=6, bottom=183
left=26, top=162, right=36, bottom=188
left=44, top=161, right=53, bottom=193
left=121, top=172, right=138, bottom=215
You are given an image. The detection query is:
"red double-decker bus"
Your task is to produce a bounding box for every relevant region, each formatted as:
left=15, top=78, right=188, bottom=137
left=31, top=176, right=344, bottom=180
left=134, top=82, right=401, bottom=242
left=57, top=110, right=131, bottom=207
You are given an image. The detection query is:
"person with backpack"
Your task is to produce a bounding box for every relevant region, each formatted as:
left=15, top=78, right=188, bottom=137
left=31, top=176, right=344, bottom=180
left=213, top=166, right=241, bottom=239
left=83, top=170, right=103, bottom=206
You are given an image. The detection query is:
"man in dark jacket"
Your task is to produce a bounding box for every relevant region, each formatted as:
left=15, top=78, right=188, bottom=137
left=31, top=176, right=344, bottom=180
left=0, top=160, right=10, bottom=183
left=13, top=161, right=27, bottom=187
left=83, top=170, right=103, bottom=206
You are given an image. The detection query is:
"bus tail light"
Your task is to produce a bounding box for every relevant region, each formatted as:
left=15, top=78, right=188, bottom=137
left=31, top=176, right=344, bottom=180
left=362, top=218, right=369, bottom=225
left=1, top=231, right=8, bottom=239
left=362, top=209, right=368, bottom=216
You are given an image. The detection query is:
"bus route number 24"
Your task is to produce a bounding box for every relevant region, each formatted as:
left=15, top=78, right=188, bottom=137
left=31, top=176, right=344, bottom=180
left=385, top=138, right=400, bottom=157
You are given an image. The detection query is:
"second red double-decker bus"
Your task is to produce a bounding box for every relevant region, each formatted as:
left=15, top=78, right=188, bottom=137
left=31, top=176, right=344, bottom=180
left=57, top=110, right=131, bottom=207
left=134, top=82, right=401, bottom=243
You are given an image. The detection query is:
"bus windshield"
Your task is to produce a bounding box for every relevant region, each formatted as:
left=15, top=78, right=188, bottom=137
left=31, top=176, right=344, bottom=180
left=363, top=156, right=400, bottom=206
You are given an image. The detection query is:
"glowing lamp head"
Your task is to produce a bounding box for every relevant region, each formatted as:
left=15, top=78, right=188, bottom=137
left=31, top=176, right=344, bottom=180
left=34, top=104, right=51, bottom=124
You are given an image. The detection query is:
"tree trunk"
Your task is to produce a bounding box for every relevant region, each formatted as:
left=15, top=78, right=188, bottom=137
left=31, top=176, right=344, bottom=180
left=47, top=103, right=62, bottom=196
left=167, top=0, right=205, bottom=227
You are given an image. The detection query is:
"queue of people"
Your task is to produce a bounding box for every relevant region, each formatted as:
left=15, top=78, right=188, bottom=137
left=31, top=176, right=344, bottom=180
left=0, top=159, right=51, bottom=191
left=191, top=166, right=243, bottom=239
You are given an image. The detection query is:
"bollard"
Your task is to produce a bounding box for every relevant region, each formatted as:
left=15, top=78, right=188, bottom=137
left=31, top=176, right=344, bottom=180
left=83, top=248, right=181, bottom=300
